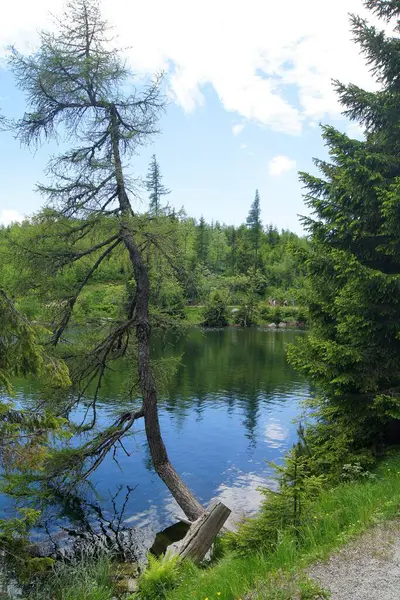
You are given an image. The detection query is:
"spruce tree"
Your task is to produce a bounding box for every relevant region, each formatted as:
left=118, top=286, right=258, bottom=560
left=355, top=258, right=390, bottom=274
left=246, top=190, right=262, bottom=269
left=195, top=216, right=209, bottom=265
left=289, top=0, right=400, bottom=472
left=145, top=154, right=170, bottom=216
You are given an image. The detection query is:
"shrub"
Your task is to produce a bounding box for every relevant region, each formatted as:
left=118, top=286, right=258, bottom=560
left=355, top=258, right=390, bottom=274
left=233, top=302, right=260, bottom=327
left=137, top=555, right=182, bottom=600
left=155, top=278, right=186, bottom=320
left=228, top=435, right=325, bottom=555
left=202, top=291, right=229, bottom=327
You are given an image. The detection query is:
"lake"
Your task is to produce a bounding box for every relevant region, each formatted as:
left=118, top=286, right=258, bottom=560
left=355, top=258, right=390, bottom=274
left=5, top=327, right=308, bottom=539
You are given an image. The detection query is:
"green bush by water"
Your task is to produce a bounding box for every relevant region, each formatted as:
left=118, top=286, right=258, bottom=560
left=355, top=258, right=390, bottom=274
left=202, top=292, right=229, bottom=327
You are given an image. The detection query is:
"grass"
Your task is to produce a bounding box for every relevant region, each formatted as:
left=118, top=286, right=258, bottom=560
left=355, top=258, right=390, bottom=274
left=163, top=452, right=400, bottom=600
left=29, top=555, right=115, bottom=600
left=24, top=453, right=400, bottom=600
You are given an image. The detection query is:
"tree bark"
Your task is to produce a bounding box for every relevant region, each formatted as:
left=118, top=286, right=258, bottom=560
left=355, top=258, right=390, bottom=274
left=166, top=502, right=231, bottom=563
left=110, top=104, right=204, bottom=522
left=121, top=226, right=204, bottom=521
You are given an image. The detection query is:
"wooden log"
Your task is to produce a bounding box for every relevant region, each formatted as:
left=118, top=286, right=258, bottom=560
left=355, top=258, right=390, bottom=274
left=166, top=502, right=231, bottom=563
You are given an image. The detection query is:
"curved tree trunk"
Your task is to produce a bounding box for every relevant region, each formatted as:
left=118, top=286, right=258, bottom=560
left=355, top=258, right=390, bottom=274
left=122, top=226, right=204, bottom=521
left=110, top=105, right=204, bottom=522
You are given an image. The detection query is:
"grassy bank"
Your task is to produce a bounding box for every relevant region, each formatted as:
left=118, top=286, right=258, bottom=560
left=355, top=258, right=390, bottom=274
left=159, top=452, right=400, bottom=600
left=30, top=452, right=400, bottom=600
left=28, top=557, right=115, bottom=600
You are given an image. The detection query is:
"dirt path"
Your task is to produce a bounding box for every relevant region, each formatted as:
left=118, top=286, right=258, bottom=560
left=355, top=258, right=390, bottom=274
left=309, top=521, right=400, bottom=600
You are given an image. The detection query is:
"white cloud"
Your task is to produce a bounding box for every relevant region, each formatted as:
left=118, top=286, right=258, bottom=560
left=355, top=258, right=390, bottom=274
left=347, top=121, right=365, bottom=139
left=0, top=0, right=380, bottom=135
left=0, top=209, right=23, bottom=226
left=240, top=143, right=247, bottom=149
left=232, top=124, right=244, bottom=136
left=268, top=155, right=296, bottom=176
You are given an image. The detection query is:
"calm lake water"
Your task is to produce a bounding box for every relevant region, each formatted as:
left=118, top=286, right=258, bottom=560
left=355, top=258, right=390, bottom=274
left=5, top=327, right=308, bottom=538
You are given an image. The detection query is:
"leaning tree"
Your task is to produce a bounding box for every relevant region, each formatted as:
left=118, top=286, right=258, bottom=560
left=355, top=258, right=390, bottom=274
left=9, top=0, right=204, bottom=520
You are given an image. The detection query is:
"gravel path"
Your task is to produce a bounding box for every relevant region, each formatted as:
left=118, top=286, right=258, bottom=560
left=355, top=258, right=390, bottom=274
left=309, top=521, right=400, bottom=600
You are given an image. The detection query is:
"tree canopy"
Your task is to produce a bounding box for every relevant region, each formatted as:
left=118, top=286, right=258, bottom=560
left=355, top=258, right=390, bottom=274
left=288, top=0, right=400, bottom=473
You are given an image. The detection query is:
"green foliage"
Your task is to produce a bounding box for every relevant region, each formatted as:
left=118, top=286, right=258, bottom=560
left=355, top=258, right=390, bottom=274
left=0, top=508, right=54, bottom=583
left=195, top=216, right=210, bottom=265
left=155, top=277, right=186, bottom=320
left=232, top=302, right=259, bottom=327
left=246, top=190, right=263, bottom=270
left=0, top=291, right=71, bottom=581
left=0, top=208, right=308, bottom=324
left=146, top=154, right=170, bottom=216
left=137, top=555, right=183, bottom=600
left=164, top=452, right=400, bottom=600
left=259, top=304, right=307, bottom=325
left=286, top=0, right=400, bottom=472
left=230, top=436, right=325, bottom=555
left=0, top=291, right=42, bottom=392
left=202, top=291, right=229, bottom=327
left=29, top=556, right=114, bottom=600
left=74, top=284, right=127, bottom=321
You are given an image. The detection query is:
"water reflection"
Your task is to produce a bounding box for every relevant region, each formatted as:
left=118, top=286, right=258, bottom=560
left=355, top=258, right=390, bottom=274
left=211, top=472, right=276, bottom=530
left=265, top=420, right=289, bottom=448
left=5, top=328, right=307, bottom=535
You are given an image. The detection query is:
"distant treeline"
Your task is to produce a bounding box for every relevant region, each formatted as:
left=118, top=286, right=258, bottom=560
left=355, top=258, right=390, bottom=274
left=0, top=195, right=308, bottom=324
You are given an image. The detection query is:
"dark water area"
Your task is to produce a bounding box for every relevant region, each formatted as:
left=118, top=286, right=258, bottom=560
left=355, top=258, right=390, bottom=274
left=2, top=327, right=308, bottom=541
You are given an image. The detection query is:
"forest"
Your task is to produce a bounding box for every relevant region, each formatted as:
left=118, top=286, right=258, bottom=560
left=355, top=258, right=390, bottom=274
left=1, top=0, right=400, bottom=599
left=0, top=192, right=308, bottom=328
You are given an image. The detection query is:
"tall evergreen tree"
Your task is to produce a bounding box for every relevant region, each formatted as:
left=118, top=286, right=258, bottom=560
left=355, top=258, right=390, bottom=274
left=226, top=226, right=238, bottom=275
left=145, top=154, right=170, bottom=216
left=195, top=216, right=209, bottom=265
left=289, top=0, right=400, bottom=471
left=246, top=189, right=262, bottom=269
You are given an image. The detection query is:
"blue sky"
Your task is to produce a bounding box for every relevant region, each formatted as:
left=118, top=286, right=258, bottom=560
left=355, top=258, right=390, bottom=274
left=0, top=0, right=375, bottom=233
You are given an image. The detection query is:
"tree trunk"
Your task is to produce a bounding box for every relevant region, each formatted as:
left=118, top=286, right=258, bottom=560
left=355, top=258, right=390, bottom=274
left=121, top=227, right=204, bottom=521
left=110, top=104, right=204, bottom=522
left=166, top=502, right=231, bottom=563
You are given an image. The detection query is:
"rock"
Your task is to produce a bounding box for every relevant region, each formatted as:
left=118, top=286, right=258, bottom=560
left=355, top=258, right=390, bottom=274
left=278, top=322, right=287, bottom=328
left=112, top=561, right=140, bottom=594
left=127, top=578, right=139, bottom=593
left=33, top=526, right=150, bottom=565
left=267, top=323, right=277, bottom=328
left=231, top=308, right=239, bottom=314
left=114, top=576, right=139, bottom=594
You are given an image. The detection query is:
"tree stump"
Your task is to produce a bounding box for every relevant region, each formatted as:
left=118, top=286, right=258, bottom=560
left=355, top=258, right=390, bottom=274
left=166, top=502, right=231, bottom=563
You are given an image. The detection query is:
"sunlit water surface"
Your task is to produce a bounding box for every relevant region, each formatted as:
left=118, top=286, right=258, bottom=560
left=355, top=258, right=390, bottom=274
left=4, top=327, right=308, bottom=539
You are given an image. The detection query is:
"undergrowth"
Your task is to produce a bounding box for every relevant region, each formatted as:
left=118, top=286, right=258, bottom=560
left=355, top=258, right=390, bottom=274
left=27, top=556, right=114, bottom=600
left=18, top=452, right=400, bottom=600
left=162, top=452, right=400, bottom=600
